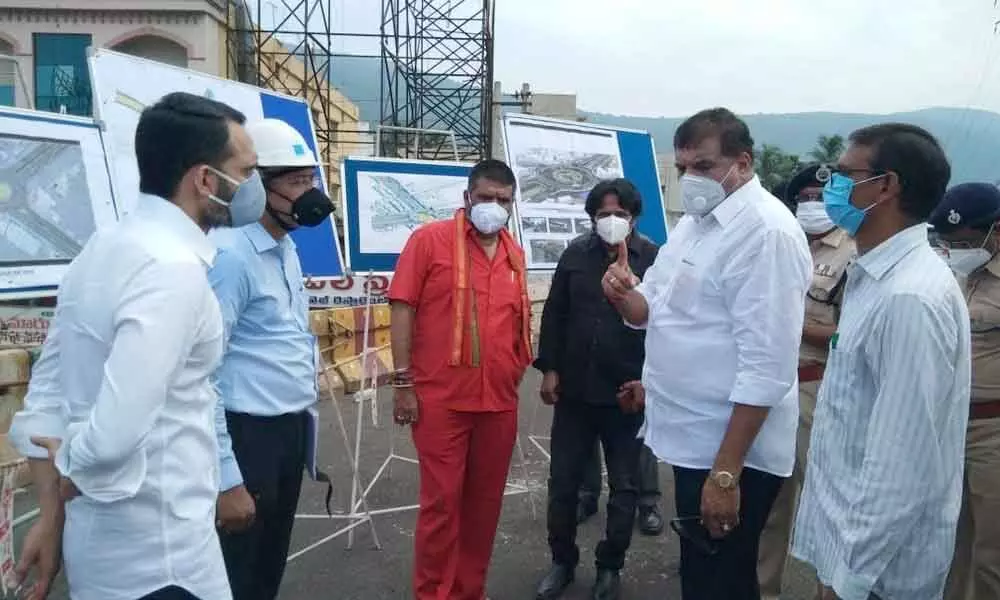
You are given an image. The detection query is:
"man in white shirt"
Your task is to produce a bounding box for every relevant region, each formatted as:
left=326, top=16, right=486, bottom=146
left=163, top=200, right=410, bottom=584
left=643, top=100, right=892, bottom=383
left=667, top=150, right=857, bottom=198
left=603, top=107, right=812, bottom=599
left=792, top=124, right=969, bottom=600
left=8, top=91, right=263, bottom=600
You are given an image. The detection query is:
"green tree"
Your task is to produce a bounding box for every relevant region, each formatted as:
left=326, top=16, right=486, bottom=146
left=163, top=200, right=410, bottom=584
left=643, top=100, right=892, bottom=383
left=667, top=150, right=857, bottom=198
left=809, top=134, right=845, bottom=164
left=756, top=144, right=801, bottom=193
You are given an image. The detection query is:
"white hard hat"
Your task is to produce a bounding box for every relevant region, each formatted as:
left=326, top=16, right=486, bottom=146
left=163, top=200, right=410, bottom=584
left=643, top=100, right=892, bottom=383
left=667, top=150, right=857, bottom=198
left=246, top=118, right=318, bottom=168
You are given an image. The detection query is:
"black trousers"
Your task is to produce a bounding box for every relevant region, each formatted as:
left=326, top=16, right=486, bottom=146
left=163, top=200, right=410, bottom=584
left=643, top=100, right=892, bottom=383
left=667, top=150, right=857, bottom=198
left=219, top=411, right=307, bottom=600
left=673, top=465, right=784, bottom=600
left=137, top=587, right=199, bottom=599
left=580, top=441, right=661, bottom=507
left=547, top=401, right=644, bottom=570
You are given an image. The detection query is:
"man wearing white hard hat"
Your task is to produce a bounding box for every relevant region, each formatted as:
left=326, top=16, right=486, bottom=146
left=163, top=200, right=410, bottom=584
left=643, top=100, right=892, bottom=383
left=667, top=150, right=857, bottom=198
left=208, top=118, right=334, bottom=600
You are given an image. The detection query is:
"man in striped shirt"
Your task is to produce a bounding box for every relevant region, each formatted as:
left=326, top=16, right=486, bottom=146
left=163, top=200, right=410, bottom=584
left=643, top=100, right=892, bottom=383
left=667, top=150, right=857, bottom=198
left=792, top=123, right=970, bottom=600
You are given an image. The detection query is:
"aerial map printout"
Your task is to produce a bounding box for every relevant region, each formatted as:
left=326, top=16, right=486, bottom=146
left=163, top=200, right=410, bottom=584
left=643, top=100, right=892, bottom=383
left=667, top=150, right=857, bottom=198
left=504, top=117, right=624, bottom=269
left=0, top=134, right=95, bottom=264
left=356, top=171, right=466, bottom=255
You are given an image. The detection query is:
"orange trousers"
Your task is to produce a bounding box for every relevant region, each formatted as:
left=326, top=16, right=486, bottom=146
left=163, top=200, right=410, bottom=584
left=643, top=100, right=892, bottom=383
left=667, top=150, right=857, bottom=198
left=411, top=404, right=518, bottom=600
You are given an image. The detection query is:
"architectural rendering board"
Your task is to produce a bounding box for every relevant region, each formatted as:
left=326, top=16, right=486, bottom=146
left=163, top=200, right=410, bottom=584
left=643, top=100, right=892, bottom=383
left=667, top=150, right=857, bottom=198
left=0, top=135, right=94, bottom=263
left=341, top=157, right=473, bottom=273
left=0, top=107, right=117, bottom=299
left=89, top=48, right=345, bottom=278
left=502, top=114, right=670, bottom=270
left=503, top=117, right=624, bottom=269
left=356, top=171, right=466, bottom=255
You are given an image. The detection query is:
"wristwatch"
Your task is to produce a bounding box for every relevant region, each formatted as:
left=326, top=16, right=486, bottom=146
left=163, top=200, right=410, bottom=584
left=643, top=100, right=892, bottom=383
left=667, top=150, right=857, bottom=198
left=709, top=470, right=738, bottom=490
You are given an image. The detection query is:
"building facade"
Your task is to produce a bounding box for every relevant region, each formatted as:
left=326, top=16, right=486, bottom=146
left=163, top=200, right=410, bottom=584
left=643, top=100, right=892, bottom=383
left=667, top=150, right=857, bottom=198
left=0, top=0, right=362, bottom=218
left=0, top=0, right=229, bottom=115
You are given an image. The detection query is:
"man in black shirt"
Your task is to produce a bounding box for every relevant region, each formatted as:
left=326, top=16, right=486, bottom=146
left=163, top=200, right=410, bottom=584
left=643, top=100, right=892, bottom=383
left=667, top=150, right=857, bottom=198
left=533, top=178, right=660, bottom=600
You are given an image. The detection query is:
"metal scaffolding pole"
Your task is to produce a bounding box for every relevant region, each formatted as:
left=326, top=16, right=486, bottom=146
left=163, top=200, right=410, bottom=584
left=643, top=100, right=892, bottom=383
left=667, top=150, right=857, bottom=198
left=379, top=0, right=494, bottom=161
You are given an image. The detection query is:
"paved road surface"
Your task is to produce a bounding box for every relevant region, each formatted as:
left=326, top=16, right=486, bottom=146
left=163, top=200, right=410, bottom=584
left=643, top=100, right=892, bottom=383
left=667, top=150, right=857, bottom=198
left=15, top=368, right=818, bottom=599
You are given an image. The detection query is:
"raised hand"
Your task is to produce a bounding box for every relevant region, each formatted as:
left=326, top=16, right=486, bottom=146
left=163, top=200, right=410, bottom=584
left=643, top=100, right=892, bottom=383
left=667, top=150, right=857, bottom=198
left=602, top=241, right=639, bottom=304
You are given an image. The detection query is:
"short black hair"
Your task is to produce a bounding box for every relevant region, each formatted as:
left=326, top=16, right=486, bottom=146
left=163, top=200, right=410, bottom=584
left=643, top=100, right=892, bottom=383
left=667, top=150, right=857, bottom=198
left=674, top=107, right=755, bottom=161
left=136, top=92, right=247, bottom=200
left=584, top=178, right=643, bottom=219
left=468, top=158, right=517, bottom=191
left=848, top=123, right=951, bottom=222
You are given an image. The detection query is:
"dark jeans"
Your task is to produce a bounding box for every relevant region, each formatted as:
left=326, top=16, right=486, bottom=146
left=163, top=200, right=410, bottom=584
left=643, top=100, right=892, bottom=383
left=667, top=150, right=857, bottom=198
left=219, top=411, right=307, bottom=600
left=547, top=401, right=644, bottom=570
left=580, top=441, right=661, bottom=508
left=673, top=465, right=784, bottom=600
left=137, top=587, right=200, bottom=600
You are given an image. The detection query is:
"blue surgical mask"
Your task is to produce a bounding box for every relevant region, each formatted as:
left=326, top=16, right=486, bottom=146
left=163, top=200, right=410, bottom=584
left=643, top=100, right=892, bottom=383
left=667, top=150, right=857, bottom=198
left=208, top=167, right=266, bottom=227
left=822, top=172, right=887, bottom=237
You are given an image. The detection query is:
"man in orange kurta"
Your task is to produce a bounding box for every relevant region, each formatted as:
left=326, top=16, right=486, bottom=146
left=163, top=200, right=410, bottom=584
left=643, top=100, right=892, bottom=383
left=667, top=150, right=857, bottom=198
left=388, top=159, right=533, bottom=600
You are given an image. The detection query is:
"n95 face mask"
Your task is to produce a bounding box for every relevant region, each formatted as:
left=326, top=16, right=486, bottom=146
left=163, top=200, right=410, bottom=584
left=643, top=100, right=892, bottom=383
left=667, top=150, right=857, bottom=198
left=797, top=201, right=836, bottom=235
left=469, top=202, right=510, bottom=235
left=208, top=168, right=267, bottom=227
left=595, top=215, right=631, bottom=245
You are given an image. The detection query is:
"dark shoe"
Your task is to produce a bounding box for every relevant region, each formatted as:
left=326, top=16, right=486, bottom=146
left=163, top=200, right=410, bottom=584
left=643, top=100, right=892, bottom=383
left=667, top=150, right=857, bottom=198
left=536, top=563, right=574, bottom=600
left=577, top=497, right=598, bottom=524
left=637, top=505, right=664, bottom=536
left=591, top=569, right=621, bottom=600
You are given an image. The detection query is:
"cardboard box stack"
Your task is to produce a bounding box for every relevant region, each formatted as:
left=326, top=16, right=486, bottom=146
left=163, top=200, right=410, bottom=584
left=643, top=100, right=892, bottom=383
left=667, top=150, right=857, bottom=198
left=0, top=348, right=32, bottom=487
left=310, top=305, right=394, bottom=396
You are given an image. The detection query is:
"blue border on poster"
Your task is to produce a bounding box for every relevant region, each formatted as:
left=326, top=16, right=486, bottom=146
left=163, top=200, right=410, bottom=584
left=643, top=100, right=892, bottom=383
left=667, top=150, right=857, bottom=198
left=343, top=158, right=472, bottom=272
left=617, top=130, right=668, bottom=245
left=259, top=92, right=345, bottom=278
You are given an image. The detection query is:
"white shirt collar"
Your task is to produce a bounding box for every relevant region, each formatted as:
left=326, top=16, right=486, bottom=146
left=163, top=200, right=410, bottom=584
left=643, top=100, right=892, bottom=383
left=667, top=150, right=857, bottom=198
left=134, top=193, right=216, bottom=266
left=708, top=174, right=762, bottom=228
left=855, top=223, right=928, bottom=281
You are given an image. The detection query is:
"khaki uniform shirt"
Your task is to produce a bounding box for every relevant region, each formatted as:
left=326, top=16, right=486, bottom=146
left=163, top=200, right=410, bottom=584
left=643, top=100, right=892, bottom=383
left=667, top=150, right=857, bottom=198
left=966, top=254, right=1000, bottom=403
left=800, top=228, right=855, bottom=366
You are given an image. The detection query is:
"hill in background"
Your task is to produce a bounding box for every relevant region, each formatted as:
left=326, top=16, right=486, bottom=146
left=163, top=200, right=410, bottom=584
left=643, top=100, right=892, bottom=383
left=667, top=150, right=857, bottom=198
left=327, top=55, right=999, bottom=184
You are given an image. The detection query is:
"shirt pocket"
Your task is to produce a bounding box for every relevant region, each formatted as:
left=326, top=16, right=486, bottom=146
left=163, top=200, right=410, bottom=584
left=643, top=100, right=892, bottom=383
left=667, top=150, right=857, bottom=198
left=665, top=261, right=704, bottom=314
left=815, top=343, right=868, bottom=462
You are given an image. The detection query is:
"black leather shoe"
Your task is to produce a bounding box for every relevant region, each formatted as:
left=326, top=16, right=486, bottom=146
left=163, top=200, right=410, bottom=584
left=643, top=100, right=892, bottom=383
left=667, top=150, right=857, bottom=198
left=577, top=497, right=598, bottom=524
left=637, top=505, right=664, bottom=536
left=591, top=569, right=621, bottom=600
left=536, top=563, right=574, bottom=600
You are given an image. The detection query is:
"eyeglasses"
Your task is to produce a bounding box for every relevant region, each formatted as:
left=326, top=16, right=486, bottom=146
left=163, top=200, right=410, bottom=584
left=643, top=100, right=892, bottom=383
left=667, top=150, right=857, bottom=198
left=829, top=167, right=887, bottom=183
left=669, top=516, right=720, bottom=556
left=281, top=174, right=320, bottom=187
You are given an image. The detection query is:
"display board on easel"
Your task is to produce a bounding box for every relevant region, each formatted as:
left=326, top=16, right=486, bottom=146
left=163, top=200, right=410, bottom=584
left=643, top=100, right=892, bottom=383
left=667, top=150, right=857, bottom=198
left=87, top=48, right=346, bottom=279
left=340, top=156, right=472, bottom=273
left=501, top=113, right=669, bottom=270
left=0, top=107, right=118, bottom=300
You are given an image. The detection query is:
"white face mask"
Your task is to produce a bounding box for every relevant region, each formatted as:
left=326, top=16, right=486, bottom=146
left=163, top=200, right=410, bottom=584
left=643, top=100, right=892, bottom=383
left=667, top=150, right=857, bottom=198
left=946, top=248, right=992, bottom=277
left=796, top=201, right=836, bottom=235
left=469, top=201, right=509, bottom=235
left=595, top=215, right=631, bottom=245
left=680, top=165, right=737, bottom=216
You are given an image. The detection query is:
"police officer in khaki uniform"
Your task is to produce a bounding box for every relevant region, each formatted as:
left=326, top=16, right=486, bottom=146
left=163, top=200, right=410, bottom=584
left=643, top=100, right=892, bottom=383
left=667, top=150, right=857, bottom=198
left=757, top=164, right=856, bottom=600
left=930, top=183, right=1000, bottom=600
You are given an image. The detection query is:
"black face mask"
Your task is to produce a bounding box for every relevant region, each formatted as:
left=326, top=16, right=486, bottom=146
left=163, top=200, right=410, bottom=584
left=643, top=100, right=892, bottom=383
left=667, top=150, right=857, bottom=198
left=266, top=187, right=333, bottom=231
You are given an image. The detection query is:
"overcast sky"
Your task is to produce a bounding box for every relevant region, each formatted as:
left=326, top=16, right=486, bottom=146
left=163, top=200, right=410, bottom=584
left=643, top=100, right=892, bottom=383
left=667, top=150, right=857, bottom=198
left=492, top=0, right=1000, bottom=117
left=309, top=0, right=1000, bottom=118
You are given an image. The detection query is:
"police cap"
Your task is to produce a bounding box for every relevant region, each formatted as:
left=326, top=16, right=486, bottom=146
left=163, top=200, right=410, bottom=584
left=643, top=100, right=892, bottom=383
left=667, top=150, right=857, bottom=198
left=784, top=163, right=832, bottom=206
left=928, top=182, right=1000, bottom=234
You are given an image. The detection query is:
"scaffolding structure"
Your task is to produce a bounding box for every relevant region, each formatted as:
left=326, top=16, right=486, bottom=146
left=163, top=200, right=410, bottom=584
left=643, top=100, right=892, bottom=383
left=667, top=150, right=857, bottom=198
left=226, top=0, right=351, bottom=176
left=379, top=0, right=495, bottom=160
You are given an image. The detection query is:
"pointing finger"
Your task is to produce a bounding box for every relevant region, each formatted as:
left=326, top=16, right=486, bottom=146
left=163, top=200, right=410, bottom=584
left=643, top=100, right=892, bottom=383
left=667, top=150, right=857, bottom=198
left=617, top=241, right=629, bottom=266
